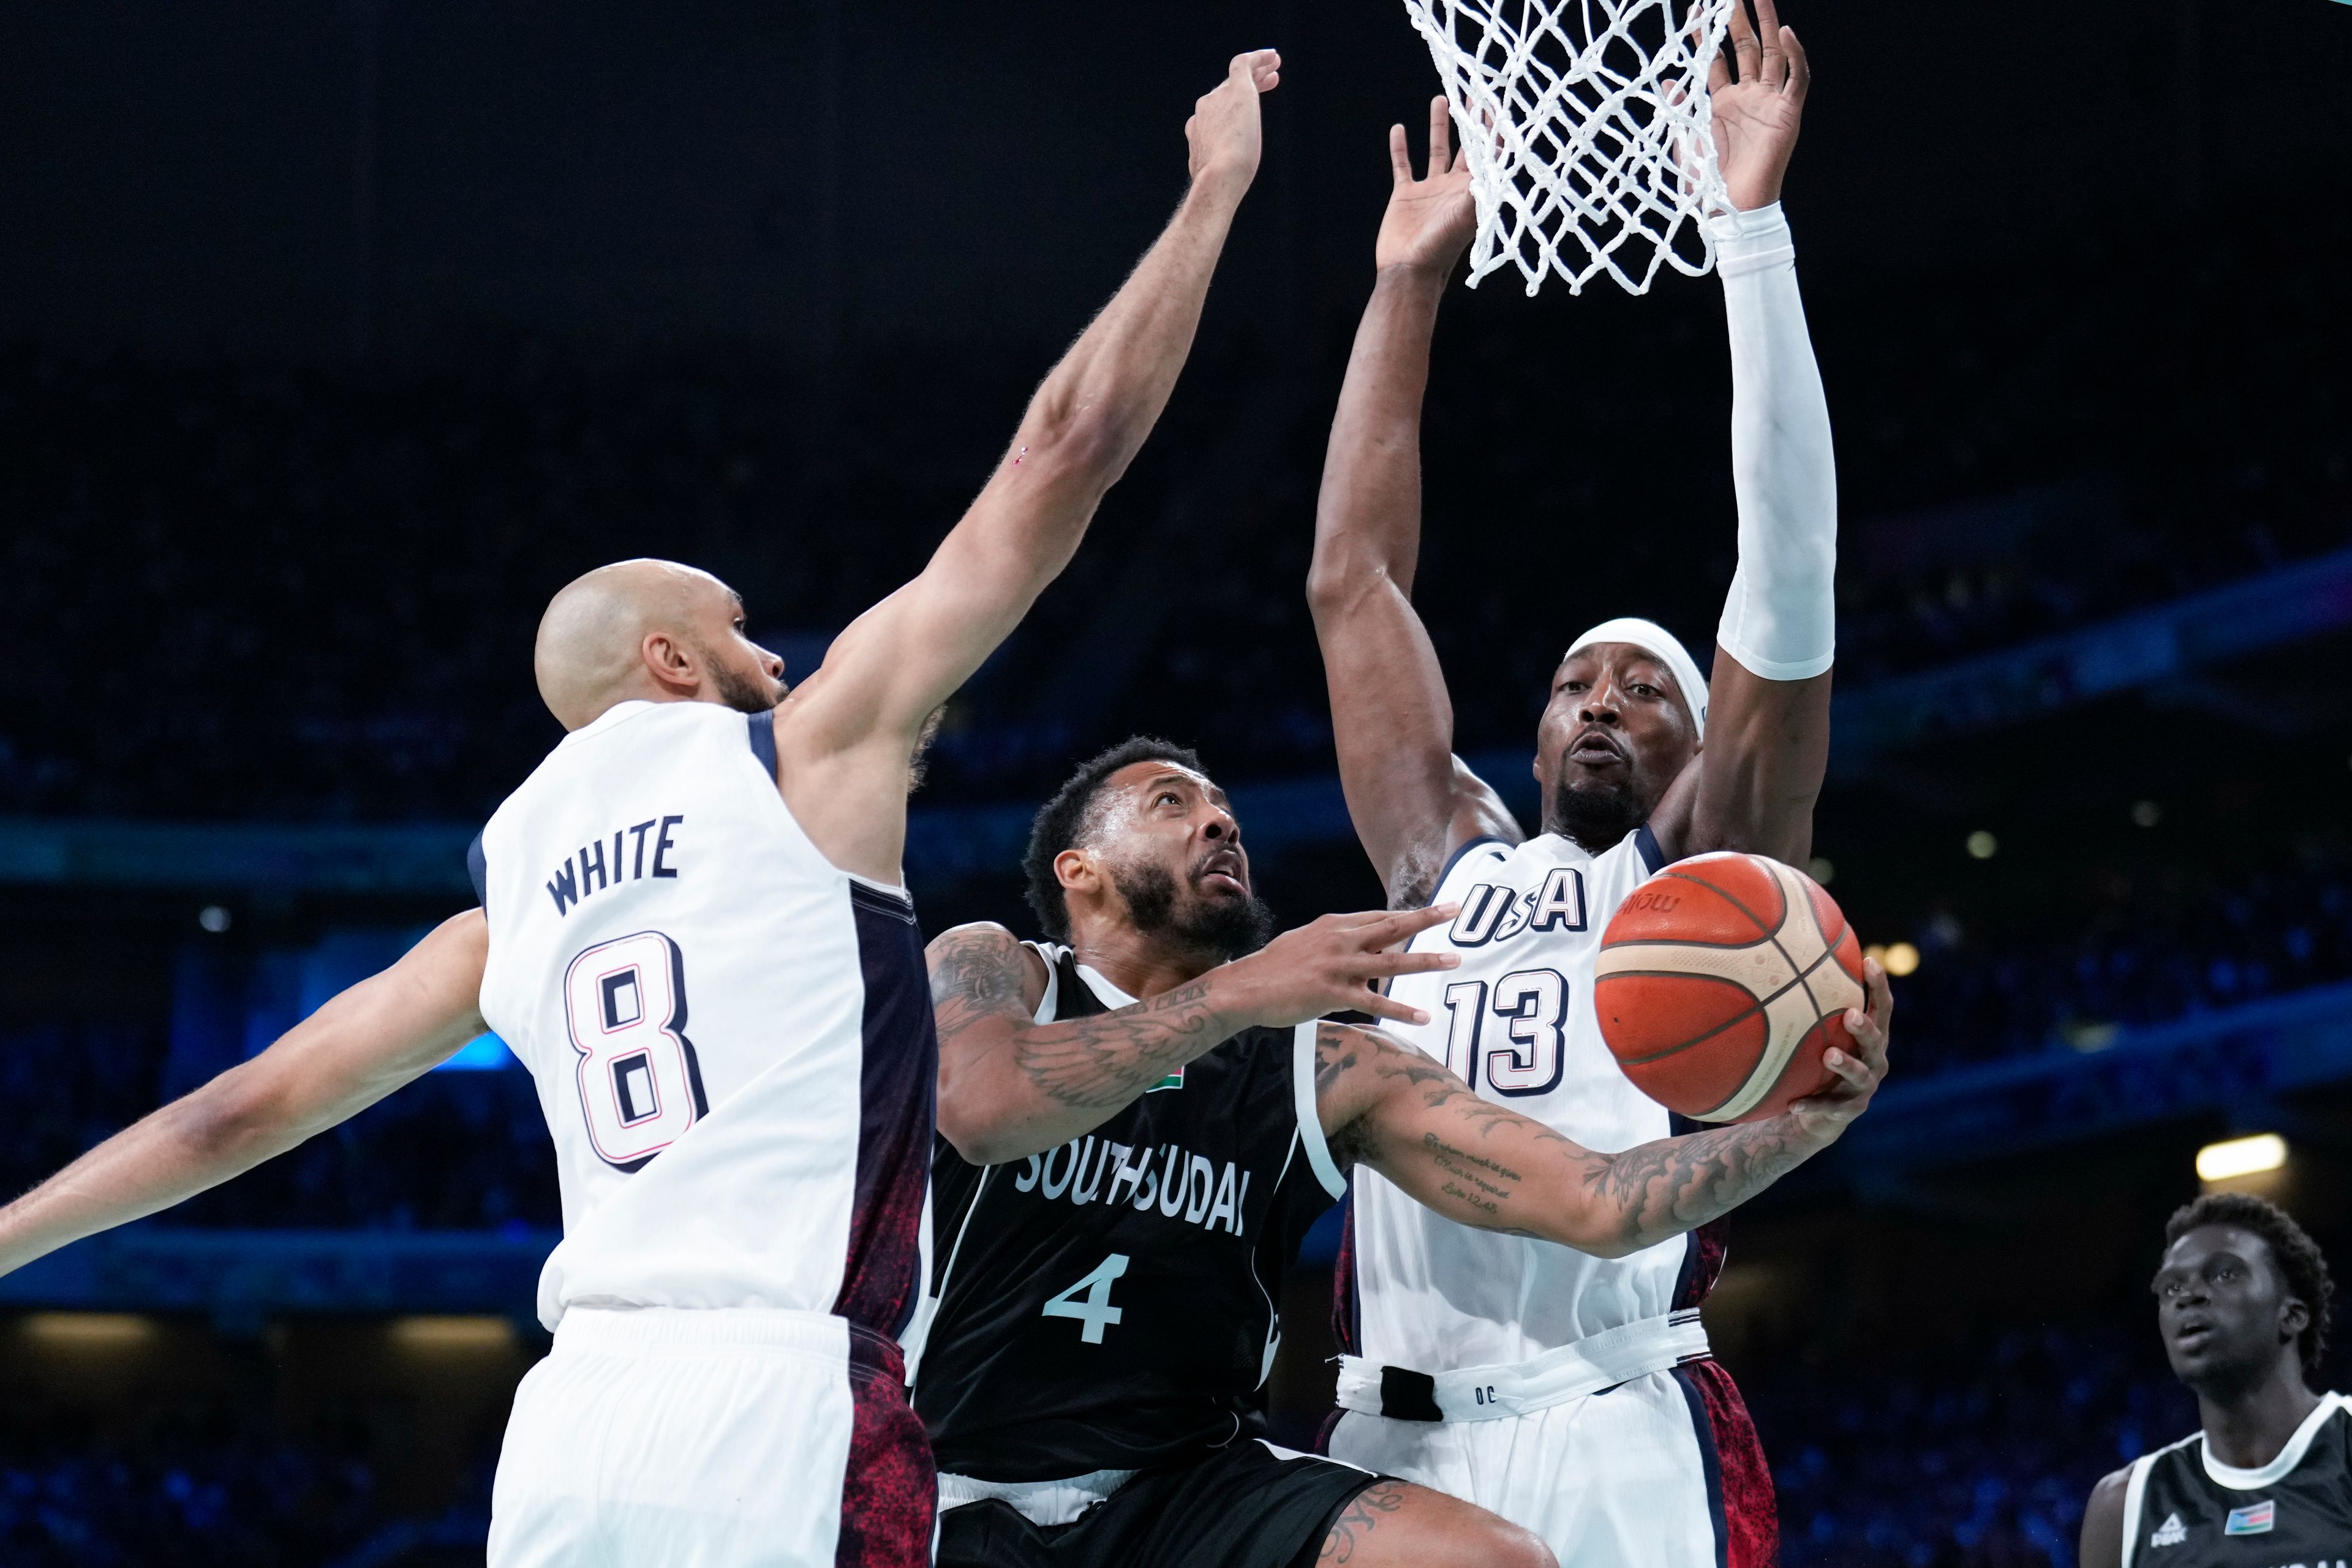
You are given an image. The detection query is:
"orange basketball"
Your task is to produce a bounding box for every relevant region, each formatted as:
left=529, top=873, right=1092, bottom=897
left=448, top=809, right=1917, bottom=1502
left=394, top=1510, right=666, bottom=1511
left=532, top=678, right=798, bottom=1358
left=1594, top=852, right=1866, bottom=1123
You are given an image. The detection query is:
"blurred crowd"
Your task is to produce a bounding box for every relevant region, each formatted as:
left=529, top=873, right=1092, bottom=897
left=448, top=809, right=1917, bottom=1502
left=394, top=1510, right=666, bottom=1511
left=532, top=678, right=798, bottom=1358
left=0, top=1398, right=396, bottom=1568
left=1890, top=835, right=2352, bottom=1076
left=1747, top=1322, right=2206, bottom=1567
left=0, top=198, right=2343, bottom=820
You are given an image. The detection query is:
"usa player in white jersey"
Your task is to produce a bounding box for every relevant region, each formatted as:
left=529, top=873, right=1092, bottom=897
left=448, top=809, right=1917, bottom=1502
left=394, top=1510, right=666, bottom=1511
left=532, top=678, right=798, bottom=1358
left=0, top=50, right=1286, bottom=1567
left=1305, top=6, right=1877, bottom=1564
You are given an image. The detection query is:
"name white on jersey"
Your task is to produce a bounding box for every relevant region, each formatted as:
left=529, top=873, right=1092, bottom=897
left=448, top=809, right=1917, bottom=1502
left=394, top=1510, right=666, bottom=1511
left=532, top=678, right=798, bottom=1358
left=474, top=700, right=934, bottom=1333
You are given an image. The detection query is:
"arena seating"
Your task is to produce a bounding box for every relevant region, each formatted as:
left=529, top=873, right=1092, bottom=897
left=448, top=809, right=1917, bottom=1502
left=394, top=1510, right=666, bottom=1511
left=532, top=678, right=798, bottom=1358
left=0, top=197, right=2342, bottom=820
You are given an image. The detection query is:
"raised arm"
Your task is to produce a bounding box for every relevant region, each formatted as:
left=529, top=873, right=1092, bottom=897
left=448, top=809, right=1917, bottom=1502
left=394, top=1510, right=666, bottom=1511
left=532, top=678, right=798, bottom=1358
left=1651, top=0, right=1836, bottom=865
left=778, top=53, right=1280, bottom=879
left=0, top=911, right=489, bottom=1277
left=1321, top=956, right=1889, bottom=1257
left=1306, top=99, right=1519, bottom=908
left=930, top=907, right=1458, bottom=1166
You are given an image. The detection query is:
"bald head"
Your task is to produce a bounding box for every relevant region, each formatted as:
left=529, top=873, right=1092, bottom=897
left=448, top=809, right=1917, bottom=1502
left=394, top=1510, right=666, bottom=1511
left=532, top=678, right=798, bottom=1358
left=534, top=559, right=783, bottom=730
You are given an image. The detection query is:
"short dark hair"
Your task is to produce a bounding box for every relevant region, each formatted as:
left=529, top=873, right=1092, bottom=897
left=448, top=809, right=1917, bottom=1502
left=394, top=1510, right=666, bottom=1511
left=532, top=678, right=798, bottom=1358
left=1023, top=736, right=1206, bottom=943
left=2164, top=1191, right=2336, bottom=1376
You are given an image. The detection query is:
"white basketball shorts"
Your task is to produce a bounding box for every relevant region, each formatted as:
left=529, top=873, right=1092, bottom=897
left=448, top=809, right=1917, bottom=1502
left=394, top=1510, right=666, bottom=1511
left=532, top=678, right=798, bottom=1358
left=489, top=1305, right=933, bottom=1568
left=1324, top=1361, right=1776, bottom=1568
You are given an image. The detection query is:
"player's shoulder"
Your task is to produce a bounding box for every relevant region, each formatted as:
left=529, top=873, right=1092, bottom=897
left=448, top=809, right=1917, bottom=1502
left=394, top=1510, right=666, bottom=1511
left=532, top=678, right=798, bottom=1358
left=2077, top=1464, right=2133, bottom=1568
left=924, top=922, right=1050, bottom=1007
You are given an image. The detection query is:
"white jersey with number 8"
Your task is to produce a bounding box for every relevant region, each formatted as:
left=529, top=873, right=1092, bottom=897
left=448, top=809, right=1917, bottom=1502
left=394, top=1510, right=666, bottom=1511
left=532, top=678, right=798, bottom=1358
left=471, top=699, right=937, bottom=1338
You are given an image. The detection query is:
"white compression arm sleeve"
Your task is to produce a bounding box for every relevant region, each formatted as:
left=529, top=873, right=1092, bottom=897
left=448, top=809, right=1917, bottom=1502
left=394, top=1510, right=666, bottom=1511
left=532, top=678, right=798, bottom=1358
left=1706, top=201, right=1837, bottom=682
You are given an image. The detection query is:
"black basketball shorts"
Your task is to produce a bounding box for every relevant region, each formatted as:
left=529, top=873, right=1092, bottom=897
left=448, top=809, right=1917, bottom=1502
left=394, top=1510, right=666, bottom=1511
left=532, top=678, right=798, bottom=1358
left=935, top=1440, right=1396, bottom=1568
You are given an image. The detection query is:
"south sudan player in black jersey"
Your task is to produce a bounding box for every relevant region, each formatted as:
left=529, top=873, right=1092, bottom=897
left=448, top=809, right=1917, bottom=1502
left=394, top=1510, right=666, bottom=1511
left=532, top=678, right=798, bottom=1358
left=2082, top=1193, right=2350, bottom=1566
left=910, top=737, right=1893, bottom=1568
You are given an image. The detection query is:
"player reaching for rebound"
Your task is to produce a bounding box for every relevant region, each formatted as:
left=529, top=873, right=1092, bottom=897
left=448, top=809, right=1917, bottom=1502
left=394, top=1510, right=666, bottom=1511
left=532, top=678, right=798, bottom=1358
left=2080, top=1194, right=2349, bottom=1566
left=910, top=736, right=1890, bottom=1568
left=1305, top=5, right=1868, bottom=1563
left=0, top=50, right=1284, bottom=1568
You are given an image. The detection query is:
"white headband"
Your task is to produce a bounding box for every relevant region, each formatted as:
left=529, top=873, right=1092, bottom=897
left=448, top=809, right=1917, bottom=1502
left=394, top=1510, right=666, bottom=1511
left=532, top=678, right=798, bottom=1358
left=1563, top=617, right=1709, bottom=739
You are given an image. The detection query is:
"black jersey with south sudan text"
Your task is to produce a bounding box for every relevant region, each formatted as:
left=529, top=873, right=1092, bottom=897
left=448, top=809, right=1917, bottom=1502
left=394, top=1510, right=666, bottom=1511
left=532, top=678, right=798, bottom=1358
left=2122, top=1392, right=2352, bottom=1566
left=910, top=944, right=1348, bottom=1482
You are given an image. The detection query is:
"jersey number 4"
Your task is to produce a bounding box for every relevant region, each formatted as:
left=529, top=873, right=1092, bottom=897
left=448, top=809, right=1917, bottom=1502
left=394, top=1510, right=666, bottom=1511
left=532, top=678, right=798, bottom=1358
left=562, top=930, right=711, bottom=1172
left=1041, top=1253, right=1129, bottom=1344
left=1439, top=969, right=1570, bottom=1097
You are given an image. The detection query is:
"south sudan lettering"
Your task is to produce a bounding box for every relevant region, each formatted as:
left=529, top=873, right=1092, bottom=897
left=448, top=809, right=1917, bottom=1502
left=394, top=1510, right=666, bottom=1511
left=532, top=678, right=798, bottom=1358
left=546, top=815, right=684, bottom=916
left=1013, top=1136, right=1253, bottom=1237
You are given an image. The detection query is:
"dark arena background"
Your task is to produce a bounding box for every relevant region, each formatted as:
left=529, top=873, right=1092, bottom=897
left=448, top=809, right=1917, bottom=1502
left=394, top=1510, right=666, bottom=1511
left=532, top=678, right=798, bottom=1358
left=3, top=1, right=2350, bottom=1562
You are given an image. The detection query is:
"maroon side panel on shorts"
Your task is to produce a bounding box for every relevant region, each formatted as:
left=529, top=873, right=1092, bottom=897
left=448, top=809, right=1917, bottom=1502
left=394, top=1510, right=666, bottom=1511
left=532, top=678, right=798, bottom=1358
left=1673, top=1359, right=1778, bottom=1568
left=837, top=1329, right=935, bottom=1568
left=1313, top=1197, right=1362, bottom=1455
left=1672, top=1215, right=1730, bottom=1310
left=835, top=883, right=940, bottom=1338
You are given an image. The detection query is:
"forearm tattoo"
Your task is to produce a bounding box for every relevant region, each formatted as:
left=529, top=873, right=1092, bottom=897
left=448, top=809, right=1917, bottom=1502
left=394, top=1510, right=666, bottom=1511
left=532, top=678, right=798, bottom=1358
left=929, top=929, right=1230, bottom=1110
left=1317, top=1019, right=1815, bottom=1250
left=1580, top=1117, right=1812, bottom=1253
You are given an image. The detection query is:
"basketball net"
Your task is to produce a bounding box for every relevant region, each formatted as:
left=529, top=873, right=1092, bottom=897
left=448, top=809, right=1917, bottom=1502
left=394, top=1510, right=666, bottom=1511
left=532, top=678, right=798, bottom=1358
left=1402, top=0, right=1736, bottom=296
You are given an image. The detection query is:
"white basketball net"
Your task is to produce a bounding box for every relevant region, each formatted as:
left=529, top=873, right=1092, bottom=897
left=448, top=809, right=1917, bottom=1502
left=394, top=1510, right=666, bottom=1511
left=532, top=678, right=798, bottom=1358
left=1403, top=0, right=1736, bottom=296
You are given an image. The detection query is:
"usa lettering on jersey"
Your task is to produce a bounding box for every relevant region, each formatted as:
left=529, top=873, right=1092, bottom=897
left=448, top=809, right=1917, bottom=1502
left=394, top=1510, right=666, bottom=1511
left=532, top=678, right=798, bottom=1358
left=1011, top=1134, right=1254, bottom=1237
left=1449, top=865, right=1588, bottom=948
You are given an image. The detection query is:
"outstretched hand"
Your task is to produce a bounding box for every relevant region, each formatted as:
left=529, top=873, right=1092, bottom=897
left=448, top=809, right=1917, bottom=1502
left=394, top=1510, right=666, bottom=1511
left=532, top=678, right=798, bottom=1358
left=1187, top=50, right=1281, bottom=193
left=1785, top=955, right=1891, bottom=1144
left=1708, top=0, right=1810, bottom=211
left=1375, top=96, right=1477, bottom=276
left=1219, top=904, right=1462, bottom=1031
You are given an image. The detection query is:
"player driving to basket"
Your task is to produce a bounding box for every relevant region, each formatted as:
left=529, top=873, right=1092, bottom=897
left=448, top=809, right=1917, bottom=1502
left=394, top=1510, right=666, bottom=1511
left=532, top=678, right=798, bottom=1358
left=1305, top=4, right=1879, bottom=1563
left=910, top=733, right=1891, bottom=1568
left=0, top=49, right=1285, bottom=1568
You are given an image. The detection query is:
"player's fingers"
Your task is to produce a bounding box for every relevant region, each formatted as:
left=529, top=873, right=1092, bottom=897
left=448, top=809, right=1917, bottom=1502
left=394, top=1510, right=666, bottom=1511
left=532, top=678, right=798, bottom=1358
left=1389, top=123, right=1412, bottom=184
left=1354, top=992, right=1434, bottom=1028
left=1727, top=0, right=1760, bottom=83
left=1818, top=1047, right=1871, bottom=1091
left=1428, top=96, right=1452, bottom=177
left=1864, top=956, right=1893, bottom=1026
left=1781, top=25, right=1810, bottom=102
left=1752, top=0, right=1784, bottom=86
left=1709, top=50, right=1732, bottom=94
left=1358, top=951, right=1461, bottom=979
left=1371, top=903, right=1459, bottom=941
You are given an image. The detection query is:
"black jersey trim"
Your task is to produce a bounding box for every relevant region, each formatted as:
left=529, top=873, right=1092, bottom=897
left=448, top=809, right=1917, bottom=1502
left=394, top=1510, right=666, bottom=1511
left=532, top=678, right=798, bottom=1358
left=746, top=709, right=778, bottom=777
left=465, top=829, right=489, bottom=913
left=1428, top=834, right=1512, bottom=907
left=1635, top=821, right=1669, bottom=875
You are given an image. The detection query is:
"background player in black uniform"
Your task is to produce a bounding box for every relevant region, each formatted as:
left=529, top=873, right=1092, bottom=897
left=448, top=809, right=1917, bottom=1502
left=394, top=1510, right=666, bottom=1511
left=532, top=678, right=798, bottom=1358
left=2081, top=1193, right=2350, bottom=1565
left=913, top=736, right=1893, bottom=1568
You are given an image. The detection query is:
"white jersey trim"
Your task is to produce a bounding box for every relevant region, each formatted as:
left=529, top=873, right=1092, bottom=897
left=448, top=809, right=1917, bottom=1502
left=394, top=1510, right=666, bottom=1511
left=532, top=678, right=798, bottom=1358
left=1293, top=1022, right=1347, bottom=1202
left=2199, top=1390, right=2347, bottom=1489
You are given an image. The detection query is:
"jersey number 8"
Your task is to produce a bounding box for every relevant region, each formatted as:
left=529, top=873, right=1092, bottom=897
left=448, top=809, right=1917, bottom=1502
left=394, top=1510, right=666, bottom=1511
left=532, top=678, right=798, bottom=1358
left=562, top=930, right=710, bottom=1172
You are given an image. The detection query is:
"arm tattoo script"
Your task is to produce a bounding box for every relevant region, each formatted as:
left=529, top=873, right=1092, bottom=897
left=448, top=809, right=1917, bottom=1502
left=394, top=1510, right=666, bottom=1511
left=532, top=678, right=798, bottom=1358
left=929, top=928, right=1233, bottom=1111
left=1579, top=1117, right=1812, bottom=1253
left=1325, top=1016, right=1817, bottom=1250
left=1318, top=1481, right=1408, bottom=1565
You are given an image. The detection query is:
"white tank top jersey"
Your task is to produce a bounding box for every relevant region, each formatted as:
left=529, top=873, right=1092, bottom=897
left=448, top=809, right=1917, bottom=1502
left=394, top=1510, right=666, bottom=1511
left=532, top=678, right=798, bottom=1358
left=470, top=700, right=937, bottom=1338
left=1337, top=826, right=1724, bottom=1378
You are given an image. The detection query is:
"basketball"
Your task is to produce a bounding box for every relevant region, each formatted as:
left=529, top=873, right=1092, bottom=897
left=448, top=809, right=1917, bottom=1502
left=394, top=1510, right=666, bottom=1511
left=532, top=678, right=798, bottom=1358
left=1593, top=852, right=1867, bottom=1123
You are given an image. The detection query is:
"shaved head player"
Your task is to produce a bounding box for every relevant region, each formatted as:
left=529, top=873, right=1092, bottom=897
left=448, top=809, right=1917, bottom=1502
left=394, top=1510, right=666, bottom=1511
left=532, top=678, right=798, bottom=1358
left=0, top=50, right=1283, bottom=1568
left=1305, top=5, right=1870, bottom=1564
